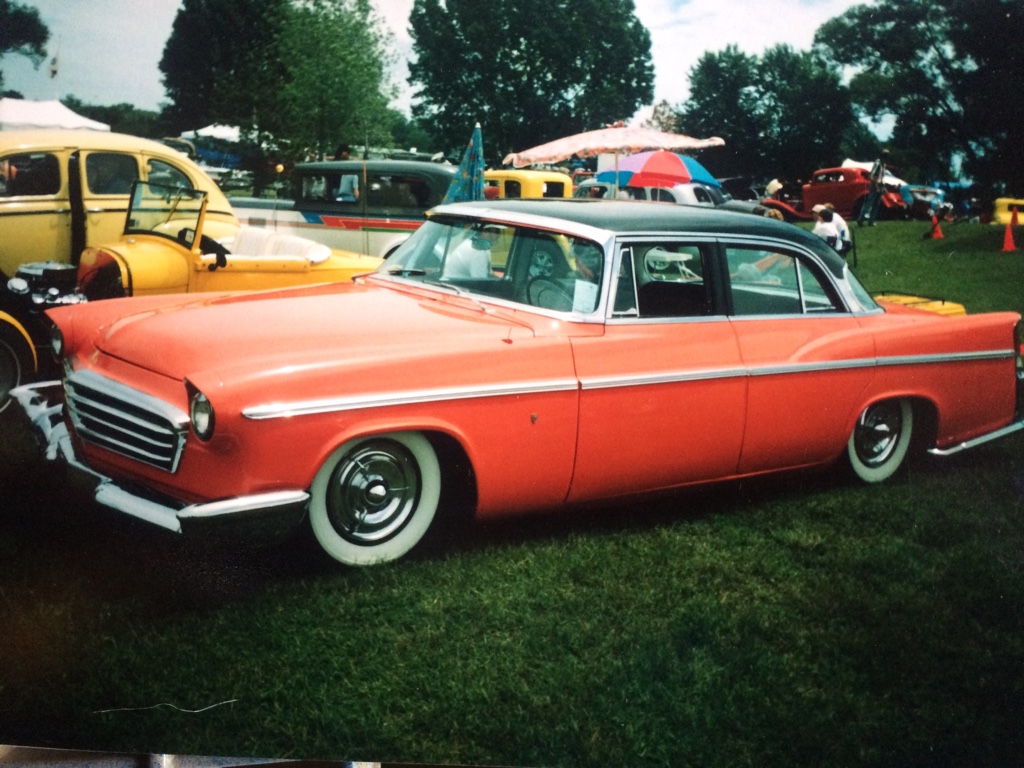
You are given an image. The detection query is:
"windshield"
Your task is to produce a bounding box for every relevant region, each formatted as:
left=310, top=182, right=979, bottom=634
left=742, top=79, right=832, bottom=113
left=378, top=217, right=606, bottom=314
left=125, top=181, right=207, bottom=240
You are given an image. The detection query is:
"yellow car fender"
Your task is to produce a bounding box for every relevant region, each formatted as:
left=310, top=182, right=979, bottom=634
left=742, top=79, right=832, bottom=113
left=0, top=310, right=38, bottom=371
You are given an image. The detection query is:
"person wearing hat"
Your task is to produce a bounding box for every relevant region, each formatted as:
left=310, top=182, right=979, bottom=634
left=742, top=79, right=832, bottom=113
left=811, top=204, right=840, bottom=250
left=825, top=203, right=853, bottom=256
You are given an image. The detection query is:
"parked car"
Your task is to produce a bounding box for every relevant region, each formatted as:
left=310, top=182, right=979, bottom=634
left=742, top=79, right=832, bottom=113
left=13, top=200, right=1023, bottom=567
left=0, top=129, right=239, bottom=410
left=75, top=181, right=380, bottom=301
left=484, top=169, right=573, bottom=199
left=762, top=166, right=906, bottom=222
left=573, top=178, right=761, bottom=214
left=992, top=197, right=1024, bottom=226
left=231, top=159, right=456, bottom=259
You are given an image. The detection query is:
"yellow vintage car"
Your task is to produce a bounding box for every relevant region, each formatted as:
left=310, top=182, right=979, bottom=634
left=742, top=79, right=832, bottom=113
left=992, top=197, right=1024, bottom=226
left=484, top=169, right=573, bottom=199
left=76, top=181, right=380, bottom=299
left=0, top=129, right=238, bottom=276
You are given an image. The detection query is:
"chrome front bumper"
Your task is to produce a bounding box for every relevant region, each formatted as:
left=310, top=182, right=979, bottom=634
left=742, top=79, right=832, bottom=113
left=11, top=381, right=309, bottom=536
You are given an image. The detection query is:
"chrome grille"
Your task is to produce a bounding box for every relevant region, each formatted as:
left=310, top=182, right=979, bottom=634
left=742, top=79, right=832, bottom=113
left=65, top=369, right=189, bottom=472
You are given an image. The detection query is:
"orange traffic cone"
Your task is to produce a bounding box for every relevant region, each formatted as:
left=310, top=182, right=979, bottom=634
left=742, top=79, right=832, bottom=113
left=927, top=215, right=944, bottom=239
left=1012, top=205, right=1020, bottom=226
left=1003, top=220, right=1017, bottom=252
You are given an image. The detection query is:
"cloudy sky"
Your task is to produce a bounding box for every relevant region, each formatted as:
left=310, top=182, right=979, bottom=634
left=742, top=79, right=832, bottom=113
left=2, top=0, right=859, bottom=122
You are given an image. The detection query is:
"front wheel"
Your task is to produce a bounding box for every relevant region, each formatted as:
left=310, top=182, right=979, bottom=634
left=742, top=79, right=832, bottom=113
left=309, top=431, right=441, bottom=565
left=0, top=323, right=35, bottom=413
left=846, top=399, right=914, bottom=483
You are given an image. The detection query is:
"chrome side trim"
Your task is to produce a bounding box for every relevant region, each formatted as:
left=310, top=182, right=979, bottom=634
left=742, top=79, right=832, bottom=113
left=748, top=358, right=876, bottom=377
left=243, top=378, right=580, bottom=420
left=581, top=367, right=747, bottom=391
left=243, top=349, right=1017, bottom=419
left=877, top=349, right=1015, bottom=366
left=928, top=418, right=1024, bottom=457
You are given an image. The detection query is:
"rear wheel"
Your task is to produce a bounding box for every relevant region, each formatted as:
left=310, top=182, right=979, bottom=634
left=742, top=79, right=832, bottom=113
left=0, top=323, right=35, bottom=413
left=846, top=399, right=914, bottom=483
left=309, top=431, right=441, bottom=565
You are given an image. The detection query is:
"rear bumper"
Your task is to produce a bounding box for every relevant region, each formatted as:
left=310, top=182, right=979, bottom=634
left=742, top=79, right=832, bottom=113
left=11, top=380, right=309, bottom=537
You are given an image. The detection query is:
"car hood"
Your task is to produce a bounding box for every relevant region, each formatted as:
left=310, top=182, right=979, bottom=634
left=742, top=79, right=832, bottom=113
left=83, top=282, right=534, bottom=380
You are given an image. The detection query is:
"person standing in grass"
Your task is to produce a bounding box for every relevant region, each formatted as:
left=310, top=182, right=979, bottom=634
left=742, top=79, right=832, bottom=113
left=858, top=149, right=888, bottom=226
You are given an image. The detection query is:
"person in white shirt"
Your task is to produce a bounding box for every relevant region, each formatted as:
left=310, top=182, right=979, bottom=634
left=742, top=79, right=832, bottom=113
left=811, top=205, right=840, bottom=250
left=825, top=203, right=853, bottom=257
left=444, top=227, right=499, bottom=278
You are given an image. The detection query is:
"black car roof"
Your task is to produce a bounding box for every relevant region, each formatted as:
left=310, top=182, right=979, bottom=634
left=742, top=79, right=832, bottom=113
left=436, top=197, right=848, bottom=275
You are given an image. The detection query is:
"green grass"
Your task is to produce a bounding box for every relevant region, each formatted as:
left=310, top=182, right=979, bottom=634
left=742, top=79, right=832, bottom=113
left=1, top=220, right=1023, bottom=766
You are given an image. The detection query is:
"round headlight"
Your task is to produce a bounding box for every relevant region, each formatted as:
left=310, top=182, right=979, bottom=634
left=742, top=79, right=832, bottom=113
left=7, top=277, right=29, bottom=295
left=190, top=390, right=215, bottom=441
left=50, top=324, right=65, bottom=359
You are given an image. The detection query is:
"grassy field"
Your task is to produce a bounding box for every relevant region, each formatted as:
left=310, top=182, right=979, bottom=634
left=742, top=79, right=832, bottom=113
left=1, top=220, right=1023, bottom=767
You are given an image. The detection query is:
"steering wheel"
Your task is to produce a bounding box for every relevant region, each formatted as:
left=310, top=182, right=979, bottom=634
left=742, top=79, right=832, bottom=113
left=528, top=249, right=557, bottom=278
left=528, top=278, right=573, bottom=311
left=178, top=228, right=229, bottom=270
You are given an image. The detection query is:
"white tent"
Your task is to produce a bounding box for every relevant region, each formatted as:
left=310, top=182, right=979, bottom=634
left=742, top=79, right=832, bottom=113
left=0, top=98, right=110, bottom=131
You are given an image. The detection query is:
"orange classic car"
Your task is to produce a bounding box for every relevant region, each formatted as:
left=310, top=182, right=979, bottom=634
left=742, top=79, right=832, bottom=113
left=12, top=200, right=1024, bottom=566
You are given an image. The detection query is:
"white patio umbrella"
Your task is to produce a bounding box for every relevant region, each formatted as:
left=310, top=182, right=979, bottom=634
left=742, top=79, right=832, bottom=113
left=502, top=124, right=724, bottom=168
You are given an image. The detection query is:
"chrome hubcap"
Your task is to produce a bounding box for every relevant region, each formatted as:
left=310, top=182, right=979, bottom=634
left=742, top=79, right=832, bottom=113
left=326, top=440, right=421, bottom=545
left=854, top=402, right=903, bottom=468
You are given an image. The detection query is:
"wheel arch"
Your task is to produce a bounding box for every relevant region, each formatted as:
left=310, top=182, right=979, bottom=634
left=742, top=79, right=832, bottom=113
left=305, top=419, right=479, bottom=517
left=845, top=391, right=938, bottom=447
left=0, top=311, right=38, bottom=371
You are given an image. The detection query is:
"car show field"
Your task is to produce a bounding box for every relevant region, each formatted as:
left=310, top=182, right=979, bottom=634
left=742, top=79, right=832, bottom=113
left=2, top=218, right=1024, bottom=767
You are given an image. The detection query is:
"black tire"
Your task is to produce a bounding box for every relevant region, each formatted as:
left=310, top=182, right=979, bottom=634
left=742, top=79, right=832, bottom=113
left=309, top=431, right=441, bottom=565
left=846, top=399, right=914, bottom=483
left=0, top=322, right=35, bottom=413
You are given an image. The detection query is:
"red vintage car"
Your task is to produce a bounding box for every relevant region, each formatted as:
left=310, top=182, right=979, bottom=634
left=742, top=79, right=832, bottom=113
left=13, top=200, right=1024, bottom=566
left=764, top=166, right=906, bottom=222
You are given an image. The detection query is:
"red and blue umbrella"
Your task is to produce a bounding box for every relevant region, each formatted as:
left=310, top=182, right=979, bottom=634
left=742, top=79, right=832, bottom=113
left=595, top=150, right=720, bottom=188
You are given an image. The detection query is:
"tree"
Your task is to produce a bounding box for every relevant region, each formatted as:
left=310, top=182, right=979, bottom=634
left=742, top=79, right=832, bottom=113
left=813, top=0, right=1024, bottom=193
left=160, top=0, right=291, bottom=136
left=0, top=0, right=49, bottom=92
left=677, top=45, right=855, bottom=180
left=277, top=0, right=393, bottom=156
left=160, top=0, right=393, bottom=160
left=408, top=0, right=654, bottom=163
left=62, top=97, right=162, bottom=138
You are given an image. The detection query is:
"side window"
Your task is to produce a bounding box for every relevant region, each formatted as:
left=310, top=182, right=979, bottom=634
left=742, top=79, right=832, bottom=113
left=146, top=159, right=191, bottom=189
left=298, top=173, right=329, bottom=202
left=85, top=152, right=139, bottom=195
left=632, top=243, right=711, bottom=318
left=542, top=181, right=565, bottom=198
left=0, top=152, right=60, bottom=197
left=505, top=180, right=522, bottom=198
left=726, top=246, right=840, bottom=315
left=334, top=172, right=361, bottom=202
left=652, top=188, right=675, bottom=203
left=692, top=186, right=712, bottom=205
